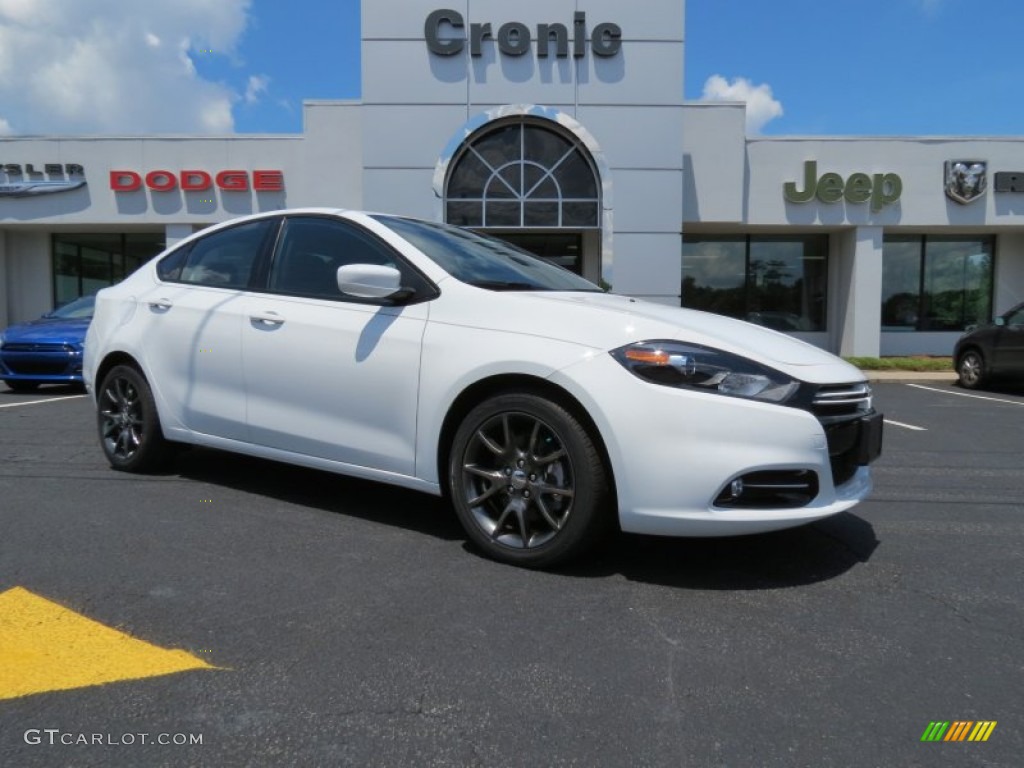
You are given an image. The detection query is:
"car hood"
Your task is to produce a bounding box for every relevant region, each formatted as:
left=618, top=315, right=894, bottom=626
left=434, top=286, right=864, bottom=384
left=1, top=317, right=91, bottom=344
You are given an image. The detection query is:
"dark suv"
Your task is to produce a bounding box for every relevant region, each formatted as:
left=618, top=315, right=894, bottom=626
left=954, top=302, right=1024, bottom=389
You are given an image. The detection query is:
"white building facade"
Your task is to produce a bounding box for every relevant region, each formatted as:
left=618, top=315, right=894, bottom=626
left=1, top=0, right=1022, bottom=357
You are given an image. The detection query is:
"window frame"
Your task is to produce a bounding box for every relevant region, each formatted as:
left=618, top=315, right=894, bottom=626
left=256, top=214, right=439, bottom=306
left=156, top=217, right=282, bottom=290
left=444, top=118, right=601, bottom=230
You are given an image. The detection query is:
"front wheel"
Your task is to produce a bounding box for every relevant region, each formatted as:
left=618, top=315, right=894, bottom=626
left=449, top=393, right=612, bottom=568
left=97, top=365, right=170, bottom=472
left=957, top=349, right=987, bottom=390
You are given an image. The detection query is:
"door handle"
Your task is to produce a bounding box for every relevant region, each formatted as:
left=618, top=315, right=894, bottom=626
left=250, top=311, right=285, bottom=326
left=149, top=298, right=173, bottom=311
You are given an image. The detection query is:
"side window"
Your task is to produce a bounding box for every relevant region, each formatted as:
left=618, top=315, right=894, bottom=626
left=157, top=245, right=189, bottom=282
left=1006, top=307, right=1024, bottom=328
left=177, top=219, right=276, bottom=289
left=269, top=217, right=399, bottom=300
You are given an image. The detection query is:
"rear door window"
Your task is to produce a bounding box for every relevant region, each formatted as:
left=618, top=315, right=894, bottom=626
left=159, top=218, right=278, bottom=289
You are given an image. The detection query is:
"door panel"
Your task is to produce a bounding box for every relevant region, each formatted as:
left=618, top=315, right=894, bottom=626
left=137, top=283, right=249, bottom=440
left=139, top=216, right=278, bottom=440
left=993, top=307, right=1024, bottom=373
left=241, top=294, right=427, bottom=474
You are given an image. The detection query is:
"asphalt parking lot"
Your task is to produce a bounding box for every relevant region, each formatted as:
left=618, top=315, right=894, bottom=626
left=1, top=380, right=1022, bottom=767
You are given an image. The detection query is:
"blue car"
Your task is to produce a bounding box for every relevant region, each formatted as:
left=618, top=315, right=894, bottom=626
left=0, top=295, right=94, bottom=392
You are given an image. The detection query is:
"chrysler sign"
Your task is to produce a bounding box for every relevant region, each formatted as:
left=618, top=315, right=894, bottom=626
left=0, top=163, right=86, bottom=197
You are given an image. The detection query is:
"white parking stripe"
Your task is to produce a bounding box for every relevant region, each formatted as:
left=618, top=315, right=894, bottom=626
left=884, top=419, right=927, bottom=431
left=0, top=395, right=88, bottom=409
left=907, top=383, right=1024, bottom=407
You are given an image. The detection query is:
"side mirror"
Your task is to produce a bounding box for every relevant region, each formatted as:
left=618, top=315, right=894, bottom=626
left=337, top=264, right=404, bottom=299
left=994, top=316, right=1007, bottom=327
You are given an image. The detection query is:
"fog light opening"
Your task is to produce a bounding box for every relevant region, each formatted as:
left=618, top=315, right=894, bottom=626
left=714, top=470, right=819, bottom=509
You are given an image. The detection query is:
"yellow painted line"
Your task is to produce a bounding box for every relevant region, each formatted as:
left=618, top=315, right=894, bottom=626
left=0, top=587, right=215, bottom=701
left=979, top=721, right=997, bottom=741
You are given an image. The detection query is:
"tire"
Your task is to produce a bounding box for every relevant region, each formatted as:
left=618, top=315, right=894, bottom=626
left=957, top=349, right=987, bottom=390
left=449, top=393, right=612, bottom=568
left=5, top=381, right=40, bottom=392
left=97, top=364, right=170, bottom=472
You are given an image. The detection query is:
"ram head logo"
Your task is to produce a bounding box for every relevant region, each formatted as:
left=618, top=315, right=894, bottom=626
left=945, top=161, right=987, bottom=204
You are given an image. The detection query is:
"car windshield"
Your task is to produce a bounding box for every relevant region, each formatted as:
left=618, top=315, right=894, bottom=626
left=372, top=215, right=603, bottom=292
left=45, top=295, right=95, bottom=319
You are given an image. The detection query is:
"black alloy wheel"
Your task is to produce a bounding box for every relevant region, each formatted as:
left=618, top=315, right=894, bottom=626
left=449, top=393, right=612, bottom=568
left=97, top=364, right=170, bottom=472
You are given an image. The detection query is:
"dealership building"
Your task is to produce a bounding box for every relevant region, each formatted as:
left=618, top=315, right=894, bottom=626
left=2, top=0, right=1022, bottom=356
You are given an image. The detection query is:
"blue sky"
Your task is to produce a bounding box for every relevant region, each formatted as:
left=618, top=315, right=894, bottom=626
left=0, top=1, right=1020, bottom=137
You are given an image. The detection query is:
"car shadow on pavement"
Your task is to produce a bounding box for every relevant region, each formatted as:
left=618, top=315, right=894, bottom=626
left=172, top=446, right=465, bottom=541
left=559, top=512, right=879, bottom=589
left=172, top=446, right=878, bottom=588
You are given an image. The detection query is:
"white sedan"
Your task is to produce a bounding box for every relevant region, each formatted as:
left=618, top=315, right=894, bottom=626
left=84, top=209, right=882, bottom=568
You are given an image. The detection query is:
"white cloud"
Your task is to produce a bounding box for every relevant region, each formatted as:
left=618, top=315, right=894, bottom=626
left=700, top=74, right=784, bottom=134
left=0, top=0, right=252, bottom=135
left=244, top=74, right=269, bottom=105
left=0, top=116, right=12, bottom=135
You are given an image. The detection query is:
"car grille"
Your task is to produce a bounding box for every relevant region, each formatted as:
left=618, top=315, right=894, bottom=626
left=1, top=343, right=78, bottom=376
left=803, top=383, right=874, bottom=488
left=810, top=382, right=872, bottom=418
left=4, top=360, right=71, bottom=375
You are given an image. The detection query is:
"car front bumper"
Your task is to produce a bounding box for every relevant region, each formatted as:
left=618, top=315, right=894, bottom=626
left=551, top=355, right=879, bottom=537
left=0, top=347, right=84, bottom=385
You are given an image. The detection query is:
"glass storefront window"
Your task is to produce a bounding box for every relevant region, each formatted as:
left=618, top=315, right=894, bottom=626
left=881, top=236, right=993, bottom=332
left=880, top=237, right=920, bottom=329
left=682, top=235, right=828, bottom=332
left=51, top=233, right=164, bottom=306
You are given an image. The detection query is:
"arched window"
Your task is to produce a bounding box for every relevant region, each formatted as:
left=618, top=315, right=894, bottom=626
left=444, top=119, right=600, bottom=229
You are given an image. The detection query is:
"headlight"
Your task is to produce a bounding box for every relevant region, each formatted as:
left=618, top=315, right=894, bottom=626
left=611, top=340, right=799, bottom=403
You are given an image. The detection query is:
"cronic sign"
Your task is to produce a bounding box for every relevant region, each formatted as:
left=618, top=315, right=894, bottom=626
left=425, top=9, right=621, bottom=58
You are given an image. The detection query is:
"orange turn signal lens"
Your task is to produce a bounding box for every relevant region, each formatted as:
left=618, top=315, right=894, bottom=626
left=624, top=347, right=670, bottom=365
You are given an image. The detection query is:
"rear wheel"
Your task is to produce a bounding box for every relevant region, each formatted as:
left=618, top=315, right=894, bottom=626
left=5, top=381, right=39, bottom=393
left=97, top=365, right=170, bottom=472
left=957, top=349, right=987, bottom=390
left=449, top=393, right=611, bottom=568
